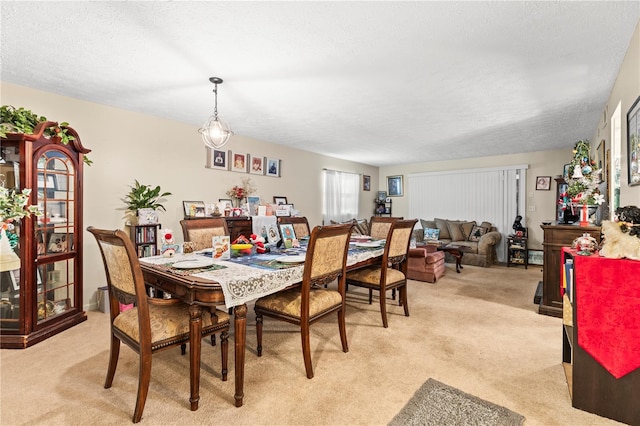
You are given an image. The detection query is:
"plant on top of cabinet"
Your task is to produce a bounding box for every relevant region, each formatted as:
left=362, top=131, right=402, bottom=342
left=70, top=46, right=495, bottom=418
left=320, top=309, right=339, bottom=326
left=122, top=180, right=172, bottom=225
left=0, top=105, right=92, bottom=165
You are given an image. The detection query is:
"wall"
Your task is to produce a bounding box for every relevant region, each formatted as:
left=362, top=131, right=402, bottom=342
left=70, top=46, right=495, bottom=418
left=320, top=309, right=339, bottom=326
left=1, top=82, right=379, bottom=309
left=379, top=149, right=571, bottom=250
left=590, top=20, right=640, bottom=209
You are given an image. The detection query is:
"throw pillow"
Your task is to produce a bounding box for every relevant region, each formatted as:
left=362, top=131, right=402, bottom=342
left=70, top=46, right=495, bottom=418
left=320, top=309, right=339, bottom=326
left=355, top=219, right=369, bottom=235
left=468, top=225, right=488, bottom=242
left=460, top=222, right=476, bottom=240
left=480, top=221, right=493, bottom=231
left=423, top=228, right=440, bottom=241
left=434, top=218, right=451, bottom=240
left=447, top=221, right=466, bottom=242
left=420, top=219, right=436, bottom=230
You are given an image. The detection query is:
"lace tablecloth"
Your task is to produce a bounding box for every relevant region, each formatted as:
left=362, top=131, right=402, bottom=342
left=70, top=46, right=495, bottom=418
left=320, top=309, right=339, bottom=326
left=140, top=245, right=384, bottom=309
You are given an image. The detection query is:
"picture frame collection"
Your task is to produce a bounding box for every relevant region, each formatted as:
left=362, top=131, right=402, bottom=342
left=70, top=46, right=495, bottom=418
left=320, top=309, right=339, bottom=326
left=206, top=148, right=282, bottom=177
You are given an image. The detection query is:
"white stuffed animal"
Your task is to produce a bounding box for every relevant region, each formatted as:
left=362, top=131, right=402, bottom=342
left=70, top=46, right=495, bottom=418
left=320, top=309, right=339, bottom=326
left=160, top=228, right=179, bottom=258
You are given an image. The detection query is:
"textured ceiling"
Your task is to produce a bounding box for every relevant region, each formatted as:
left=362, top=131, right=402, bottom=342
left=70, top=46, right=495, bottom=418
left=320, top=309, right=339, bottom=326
left=1, top=2, right=639, bottom=166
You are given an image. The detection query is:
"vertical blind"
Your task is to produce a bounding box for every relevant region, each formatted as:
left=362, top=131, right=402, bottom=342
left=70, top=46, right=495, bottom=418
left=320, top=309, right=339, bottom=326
left=408, top=165, right=527, bottom=262
left=322, top=169, right=360, bottom=223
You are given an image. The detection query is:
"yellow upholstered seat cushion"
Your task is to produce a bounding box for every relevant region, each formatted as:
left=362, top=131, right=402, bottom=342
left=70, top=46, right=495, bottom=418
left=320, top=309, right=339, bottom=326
left=346, top=266, right=406, bottom=286
left=255, top=288, right=342, bottom=319
left=113, top=303, right=228, bottom=344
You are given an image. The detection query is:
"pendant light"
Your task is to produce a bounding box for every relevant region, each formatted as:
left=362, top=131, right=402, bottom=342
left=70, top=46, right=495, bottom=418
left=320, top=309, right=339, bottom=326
left=199, top=77, right=234, bottom=149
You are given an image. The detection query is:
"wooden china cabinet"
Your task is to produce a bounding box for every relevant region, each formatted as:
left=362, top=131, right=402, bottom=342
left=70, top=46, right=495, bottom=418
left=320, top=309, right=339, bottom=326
left=0, top=122, right=91, bottom=348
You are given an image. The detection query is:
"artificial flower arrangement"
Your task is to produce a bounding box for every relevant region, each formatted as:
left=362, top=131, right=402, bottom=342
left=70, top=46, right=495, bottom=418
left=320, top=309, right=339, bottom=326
left=0, top=187, right=42, bottom=248
left=559, top=140, right=605, bottom=213
left=226, top=177, right=256, bottom=204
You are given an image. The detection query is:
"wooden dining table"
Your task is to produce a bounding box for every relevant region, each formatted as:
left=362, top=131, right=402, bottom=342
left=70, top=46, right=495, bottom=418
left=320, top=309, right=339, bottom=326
left=138, top=241, right=385, bottom=410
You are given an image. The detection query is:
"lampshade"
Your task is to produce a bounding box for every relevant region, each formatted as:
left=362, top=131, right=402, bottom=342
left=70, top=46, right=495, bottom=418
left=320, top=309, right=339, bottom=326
left=199, top=77, right=234, bottom=149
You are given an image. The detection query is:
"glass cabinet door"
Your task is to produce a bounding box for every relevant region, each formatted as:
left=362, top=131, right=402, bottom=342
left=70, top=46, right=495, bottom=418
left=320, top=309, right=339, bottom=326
left=35, top=150, right=76, bottom=322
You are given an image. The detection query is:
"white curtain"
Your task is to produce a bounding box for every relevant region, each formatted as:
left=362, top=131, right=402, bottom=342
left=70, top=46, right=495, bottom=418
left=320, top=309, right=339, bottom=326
left=323, top=169, right=360, bottom=223
left=408, top=165, right=527, bottom=262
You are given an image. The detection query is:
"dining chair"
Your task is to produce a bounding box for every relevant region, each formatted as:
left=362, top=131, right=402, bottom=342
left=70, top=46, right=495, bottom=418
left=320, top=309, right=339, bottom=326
left=277, top=216, right=311, bottom=239
left=87, top=227, right=230, bottom=423
left=346, top=219, right=417, bottom=328
left=180, top=218, right=229, bottom=251
left=369, top=216, right=399, bottom=240
left=254, top=223, right=353, bottom=379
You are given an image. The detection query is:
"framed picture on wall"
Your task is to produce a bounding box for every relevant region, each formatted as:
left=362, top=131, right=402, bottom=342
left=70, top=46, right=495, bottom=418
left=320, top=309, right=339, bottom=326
left=249, top=155, right=265, bottom=175
left=535, top=176, right=551, bottom=191
left=266, top=158, right=281, bottom=177
left=387, top=175, right=403, bottom=197
left=207, top=148, right=228, bottom=171
left=230, top=151, right=248, bottom=173
left=627, top=95, right=640, bottom=186
left=363, top=175, right=371, bottom=191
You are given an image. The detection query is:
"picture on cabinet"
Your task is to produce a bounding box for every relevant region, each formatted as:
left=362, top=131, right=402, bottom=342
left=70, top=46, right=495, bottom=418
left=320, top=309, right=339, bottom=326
left=47, top=232, right=72, bottom=254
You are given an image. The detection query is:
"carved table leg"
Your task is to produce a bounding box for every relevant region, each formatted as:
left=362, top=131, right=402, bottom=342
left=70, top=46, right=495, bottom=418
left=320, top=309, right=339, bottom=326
left=234, top=303, right=247, bottom=407
left=189, top=305, right=203, bottom=411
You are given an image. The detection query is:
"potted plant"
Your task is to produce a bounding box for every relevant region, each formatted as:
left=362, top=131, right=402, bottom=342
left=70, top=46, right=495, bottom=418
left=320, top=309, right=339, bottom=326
left=122, top=180, right=172, bottom=225
left=0, top=105, right=92, bottom=165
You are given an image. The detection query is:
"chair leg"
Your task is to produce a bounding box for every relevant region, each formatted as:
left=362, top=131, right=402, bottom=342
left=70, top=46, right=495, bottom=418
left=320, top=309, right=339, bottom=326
left=256, top=313, right=263, bottom=357
left=211, top=334, right=216, bottom=346
left=104, top=334, right=121, bottom=389
left=301, top=323, right=314, bottom=379
left=379, top=290, right=389, bottom=328
left=132, top=351, right=152, bottom=423
left=401, top=285, right=410, bottom=317
left=220, top=331, right=229, bottom=381
left=180, top=343, right=186, bottom=355
left=338, top=308, right=348, bottom=353
left=368, top=289, right=373, bottom=304
left=391, top=288, right=396, bottom=300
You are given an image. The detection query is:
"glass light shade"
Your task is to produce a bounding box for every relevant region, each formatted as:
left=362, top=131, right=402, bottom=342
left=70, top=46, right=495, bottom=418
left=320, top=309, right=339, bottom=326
left=199, top=115, right=234, bottom=149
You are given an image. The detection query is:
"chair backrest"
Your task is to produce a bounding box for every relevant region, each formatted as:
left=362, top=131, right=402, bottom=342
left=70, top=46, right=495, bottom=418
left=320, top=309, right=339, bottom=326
left=369, top=216, right=399, bottom=240
left=180, top=218, right=229, bottom=250
left=383, top=219, right=418, bottom=266
left=278, top=216, right=311, bottom=239
left=87, top=227, right=152, bottom=342
left=302, top=223, right=353, bottom=292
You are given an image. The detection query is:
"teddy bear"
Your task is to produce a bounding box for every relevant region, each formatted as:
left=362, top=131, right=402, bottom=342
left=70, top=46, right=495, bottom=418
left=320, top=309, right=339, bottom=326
left=599, top=220, right=640, bottom=260
left=160, top=228, right=180, bottom=258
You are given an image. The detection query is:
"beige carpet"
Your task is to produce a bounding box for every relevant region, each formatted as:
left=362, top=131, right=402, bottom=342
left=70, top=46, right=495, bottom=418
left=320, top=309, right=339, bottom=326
left=0, top=264, right=622, bottom=425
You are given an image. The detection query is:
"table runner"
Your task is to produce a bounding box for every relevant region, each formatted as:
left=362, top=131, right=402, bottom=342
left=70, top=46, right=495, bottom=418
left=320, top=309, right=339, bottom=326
left=140, top=245, right=384, bottom=309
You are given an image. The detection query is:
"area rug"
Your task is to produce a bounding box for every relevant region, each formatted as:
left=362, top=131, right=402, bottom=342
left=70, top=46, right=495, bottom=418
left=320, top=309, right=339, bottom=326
left=388, top=378, right=525, bottom=426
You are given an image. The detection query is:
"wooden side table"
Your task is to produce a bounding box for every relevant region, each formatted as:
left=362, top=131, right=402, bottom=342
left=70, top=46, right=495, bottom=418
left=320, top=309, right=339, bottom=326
left=507, top=235, right=528, bottom=268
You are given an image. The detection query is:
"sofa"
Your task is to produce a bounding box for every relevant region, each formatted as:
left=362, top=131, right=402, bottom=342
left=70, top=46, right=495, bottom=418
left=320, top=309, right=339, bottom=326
left=412, top=218, right=502, bottom=267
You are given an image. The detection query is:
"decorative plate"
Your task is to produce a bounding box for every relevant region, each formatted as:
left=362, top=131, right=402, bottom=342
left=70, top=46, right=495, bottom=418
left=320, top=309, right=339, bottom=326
left=172, top=259, right=214, bottom=269
left=275, top=255, right=306, bottom=263
left=355, top=241, right=383, bottom=248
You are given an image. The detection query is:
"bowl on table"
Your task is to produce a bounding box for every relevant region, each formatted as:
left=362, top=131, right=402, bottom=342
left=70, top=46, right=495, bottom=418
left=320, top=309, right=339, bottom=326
left=231, top=243, right=253, bottom=256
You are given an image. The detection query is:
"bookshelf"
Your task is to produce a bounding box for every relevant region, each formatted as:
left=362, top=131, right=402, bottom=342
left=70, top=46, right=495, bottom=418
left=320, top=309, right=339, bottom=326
left=129, top=224, right=160, bottom=258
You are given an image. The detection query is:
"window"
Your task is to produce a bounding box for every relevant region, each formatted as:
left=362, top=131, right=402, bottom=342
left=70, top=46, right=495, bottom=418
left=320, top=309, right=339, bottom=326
left=322, top=169, right=360, bottom=223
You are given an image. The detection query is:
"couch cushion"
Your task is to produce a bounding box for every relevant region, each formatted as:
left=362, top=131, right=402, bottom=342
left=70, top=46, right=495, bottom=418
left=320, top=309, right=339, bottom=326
left=420, top=219, right=436, bottom=230
left=423, top=228, right=440, bottom=241
left=434, top=218, right=451, bottom=239
left=447, top=221, right=466, bottom=241
left=480, top=221, right=493, bottom=230
left=460, top=222, right=476, bottom=239
left=468, top=225, right=488, bottom=242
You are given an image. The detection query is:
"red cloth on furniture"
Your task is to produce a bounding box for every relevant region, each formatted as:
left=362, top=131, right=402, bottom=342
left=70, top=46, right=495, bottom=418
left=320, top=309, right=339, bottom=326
left=567, top=249, right=640, bottom=379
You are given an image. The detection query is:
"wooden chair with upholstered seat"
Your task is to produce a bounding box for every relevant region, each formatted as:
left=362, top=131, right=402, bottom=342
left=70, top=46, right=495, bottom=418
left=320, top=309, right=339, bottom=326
left=254, top=223, right=353, bottom=379
left=277, top=216, right=311, bottom=239
left=346, top=219, right=417, bottom=328
left=87, top=227, right=230, bottom=423
left=180, top=218, right=229, bottom=251
left=368, top=216, right=398, bottom=240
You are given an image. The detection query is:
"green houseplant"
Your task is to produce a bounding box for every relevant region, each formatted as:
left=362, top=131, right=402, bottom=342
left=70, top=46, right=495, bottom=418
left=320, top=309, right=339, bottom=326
left=0, top=105, right=92, bottom=165
left=122, top=180, right=172, bottom=224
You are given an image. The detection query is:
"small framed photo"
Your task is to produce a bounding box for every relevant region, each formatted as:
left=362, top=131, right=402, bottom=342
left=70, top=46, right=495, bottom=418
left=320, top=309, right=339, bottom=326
left=387, top=175, right=403, bottom=197
left=627, top=95, right=640, bottom=186
left=247, top=196, right=260, bottom=216
left=230, top=151, right=248, bottom=173
left=249, top=155, right=265, bottom=175
left=48, top=232, right=72, bottom=254
left=275, top=204, right=292, bottom=217
left=377, top=191, right=387, bottom=202
left=266, top=224, right=280, bottom=244
left=563, top=164, right=571, bottom=179
left=207, top=148, right=229, bottom=171
left=535, top=176, right=551, bottom=191
left=183, top=200, right=206, bottom=218
left=9, top=269, right=20, bottom=291
left=273, top=196, right=288, bottom=205
left=279, top=223, right=297, bottom=241
left=266, top=158, right=281, bottom=177
left=363, top=175, right=371, bottom=191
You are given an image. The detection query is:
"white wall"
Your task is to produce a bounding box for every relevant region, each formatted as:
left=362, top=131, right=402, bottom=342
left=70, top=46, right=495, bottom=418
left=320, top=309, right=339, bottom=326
left=379, top=149, right=571, bottom=251
left=1, top=82, right=379, bottom=310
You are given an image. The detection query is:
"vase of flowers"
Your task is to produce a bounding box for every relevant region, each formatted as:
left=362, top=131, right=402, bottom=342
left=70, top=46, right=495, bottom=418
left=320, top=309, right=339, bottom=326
left=226, top=177, right=256, bottom=208
left=0, top=187, right=42, bottom=271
